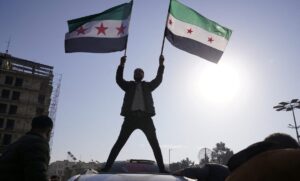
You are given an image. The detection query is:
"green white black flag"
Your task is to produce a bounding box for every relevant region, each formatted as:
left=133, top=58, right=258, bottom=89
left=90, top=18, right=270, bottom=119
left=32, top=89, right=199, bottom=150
left=65, top=1, right=133, bottom=53
left=165, top=0, right=232, bottom=63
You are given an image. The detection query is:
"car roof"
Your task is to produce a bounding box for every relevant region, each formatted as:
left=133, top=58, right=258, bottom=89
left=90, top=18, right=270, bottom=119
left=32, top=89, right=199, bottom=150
left=68, top=173, right=194, bottom=181
left=108, top=160, right=159, bottom=173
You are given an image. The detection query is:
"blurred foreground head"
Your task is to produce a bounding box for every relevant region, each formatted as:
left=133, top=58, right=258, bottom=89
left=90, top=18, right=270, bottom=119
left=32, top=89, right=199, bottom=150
left=31, top=115, right=53, bottom=141
left=264, top=132, right=299, bottom=148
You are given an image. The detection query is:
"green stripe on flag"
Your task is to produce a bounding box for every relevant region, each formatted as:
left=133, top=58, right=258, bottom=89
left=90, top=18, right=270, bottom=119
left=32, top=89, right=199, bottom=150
left=169, top=0, right=232, bottom=40
left=67, top=1, right=132, bottom=32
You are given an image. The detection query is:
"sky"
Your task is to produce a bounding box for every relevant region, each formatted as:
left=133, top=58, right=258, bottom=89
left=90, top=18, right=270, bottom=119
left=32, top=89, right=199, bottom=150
left=1, top=0, right=300, bottom=164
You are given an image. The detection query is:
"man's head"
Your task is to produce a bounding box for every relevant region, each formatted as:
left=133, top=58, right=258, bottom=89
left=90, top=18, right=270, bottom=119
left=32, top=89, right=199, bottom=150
left=134, top=68, right=144, bottom=82
left=264, top=132, right=299, bottom=149
left=31, top=115, right=53, bottom=141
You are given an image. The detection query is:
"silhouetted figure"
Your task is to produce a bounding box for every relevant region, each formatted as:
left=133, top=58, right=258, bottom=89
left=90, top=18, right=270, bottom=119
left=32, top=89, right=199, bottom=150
left=0, top=116, right=53, bottom=181
left=102, top=55, right=167, bottom=173
left=173, top=163, right=230, bottom=181
left=226, top=132, right=300, bottom=181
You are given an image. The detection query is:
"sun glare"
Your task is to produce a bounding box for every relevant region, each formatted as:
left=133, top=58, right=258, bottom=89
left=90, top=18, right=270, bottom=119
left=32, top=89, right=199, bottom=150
left=191, top=64, right=240, bottom=103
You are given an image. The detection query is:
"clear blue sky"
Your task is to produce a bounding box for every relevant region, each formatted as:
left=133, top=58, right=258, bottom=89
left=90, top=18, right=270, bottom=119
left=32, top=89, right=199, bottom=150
left=1, top=0, right=300, bottom=164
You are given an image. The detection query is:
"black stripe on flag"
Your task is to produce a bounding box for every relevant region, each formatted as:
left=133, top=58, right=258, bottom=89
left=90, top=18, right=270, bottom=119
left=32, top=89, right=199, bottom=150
left=165, top=28, right=224, bottom=63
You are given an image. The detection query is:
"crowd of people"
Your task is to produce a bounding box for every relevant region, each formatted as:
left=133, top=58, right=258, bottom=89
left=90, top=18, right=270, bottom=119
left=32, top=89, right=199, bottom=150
left=1, top=56, right=299, bottom=180
left=1, top=114, right=299, bottom=181
left=175, top=132, right=300, bottom=181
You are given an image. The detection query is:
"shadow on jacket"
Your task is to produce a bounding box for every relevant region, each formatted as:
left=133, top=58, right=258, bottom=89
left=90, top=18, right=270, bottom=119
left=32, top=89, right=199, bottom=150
left=0, top=131, right=50, bottom=181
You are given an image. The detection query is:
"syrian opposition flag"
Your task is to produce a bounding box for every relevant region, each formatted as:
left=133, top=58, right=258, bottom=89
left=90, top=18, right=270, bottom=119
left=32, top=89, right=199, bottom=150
left=65, top=1, right=133, bottom=53
left=165, top=0, right=232, bottom=63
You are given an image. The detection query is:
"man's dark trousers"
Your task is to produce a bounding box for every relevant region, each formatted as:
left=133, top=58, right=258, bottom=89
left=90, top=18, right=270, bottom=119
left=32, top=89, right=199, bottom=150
left=104, top=112, right=165, bottom=172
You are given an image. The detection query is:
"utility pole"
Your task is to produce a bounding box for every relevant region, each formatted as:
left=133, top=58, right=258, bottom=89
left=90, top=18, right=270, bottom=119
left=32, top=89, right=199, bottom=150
left=168, top=148, right=172, bottom=165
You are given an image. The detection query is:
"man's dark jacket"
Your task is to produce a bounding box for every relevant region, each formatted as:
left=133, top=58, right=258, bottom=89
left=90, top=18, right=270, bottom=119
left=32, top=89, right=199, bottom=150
left=0, top=131, right=50, bottom=181
left=116, top=64, right=164, bottom=117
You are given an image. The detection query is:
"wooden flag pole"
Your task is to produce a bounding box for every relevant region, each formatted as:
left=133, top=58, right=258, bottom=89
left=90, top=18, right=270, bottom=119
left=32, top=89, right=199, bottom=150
left=160, top=0, right=171, bottom=55
left=124, top=0, right=133, bottom=57
left=124, top=46, right=127, bottom=56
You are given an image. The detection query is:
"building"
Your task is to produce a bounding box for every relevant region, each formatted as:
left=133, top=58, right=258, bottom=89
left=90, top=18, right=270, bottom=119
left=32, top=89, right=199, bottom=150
left=48, top=160, right=99, bottom=181
left=0, top=52, right=53, bottom=154
left=48, top=160, right=76, bottom=179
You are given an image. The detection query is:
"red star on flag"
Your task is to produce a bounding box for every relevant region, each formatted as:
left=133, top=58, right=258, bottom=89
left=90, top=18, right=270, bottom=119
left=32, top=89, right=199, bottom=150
left=96, top=23, right=108, bottom=35
left=187, top=28, right=193, bottom=34
left=208, top=37, right=214, bottom=43
left=116, top=23, right=126, bottom=35
left=76, top=26, right=87, bottom=35
left=169, top=18, right=173, bottom=25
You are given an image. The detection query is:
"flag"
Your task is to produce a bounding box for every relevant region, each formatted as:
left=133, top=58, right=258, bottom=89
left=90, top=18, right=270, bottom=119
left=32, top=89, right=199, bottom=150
left=65, top=1, right=133, bottom=53
left=165, top=0, right=232, bottom=63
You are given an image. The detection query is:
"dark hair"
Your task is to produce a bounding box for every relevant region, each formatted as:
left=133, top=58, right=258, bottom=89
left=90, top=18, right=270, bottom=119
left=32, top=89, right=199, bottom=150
left=134, top=68, right=144, bottom=73
left=31, top=115, right=53, bottom=129
left=264, top=132, right=299, bottom=148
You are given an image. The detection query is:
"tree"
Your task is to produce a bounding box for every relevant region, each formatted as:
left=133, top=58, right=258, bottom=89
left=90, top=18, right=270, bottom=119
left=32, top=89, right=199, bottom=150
left=199, top=155, right=210, bottom=166
left=211, top=142, right=234, bottom=165
left=180, top=157, right=195, bottom=168
left=169, top=157, right=195, bottom=171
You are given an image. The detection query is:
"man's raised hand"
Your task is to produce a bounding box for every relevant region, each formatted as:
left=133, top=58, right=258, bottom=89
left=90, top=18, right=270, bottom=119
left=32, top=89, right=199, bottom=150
left=159, top=54, right=164, bottom=66
left=120, top=56, right=126, bottom=66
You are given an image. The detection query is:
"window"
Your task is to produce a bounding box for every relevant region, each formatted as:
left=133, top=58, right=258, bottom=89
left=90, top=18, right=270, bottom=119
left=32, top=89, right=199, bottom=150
left=8, top=105, right=17, bottom=114
left=11, top=91, right=20, bottom=101
left=1, top=89, right=10, bottom=99
left=2, top=134, right=12, bottom=145
left=40, top=81, right=48, bottom=91
left=0, top=118, right=4, bottom=128
left=36, top=108, right=44, bottom=115
left=5, top=119, right=15, bottom=130
left=15, top=78, right=23, bottom=87
left=38, top=95, right=45, bottom=104
left=4, top=76, right=13, bottom=85
left=0, top=103, right=7, bottom=113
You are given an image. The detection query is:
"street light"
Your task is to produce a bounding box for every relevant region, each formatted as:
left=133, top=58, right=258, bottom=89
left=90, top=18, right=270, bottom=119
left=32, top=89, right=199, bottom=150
left=273, top=99, right=300, bottom=143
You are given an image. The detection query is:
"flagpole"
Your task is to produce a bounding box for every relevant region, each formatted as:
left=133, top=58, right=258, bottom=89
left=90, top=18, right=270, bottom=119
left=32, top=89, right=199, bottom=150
left=160, top=0, right=171, bottom=55
left=124, top=0, right=133, bottom=57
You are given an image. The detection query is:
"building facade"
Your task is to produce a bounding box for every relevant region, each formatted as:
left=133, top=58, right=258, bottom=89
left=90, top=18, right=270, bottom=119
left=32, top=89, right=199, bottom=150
left=48, top=160, right=99, bottom=181
left=0, top=52, right=53, bottom=154
left=48, top=160, right=76, bottom=180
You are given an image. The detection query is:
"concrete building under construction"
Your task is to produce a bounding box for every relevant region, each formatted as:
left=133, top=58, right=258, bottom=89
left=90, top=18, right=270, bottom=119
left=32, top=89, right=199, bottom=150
left=0, top=52, right=54, bottom=154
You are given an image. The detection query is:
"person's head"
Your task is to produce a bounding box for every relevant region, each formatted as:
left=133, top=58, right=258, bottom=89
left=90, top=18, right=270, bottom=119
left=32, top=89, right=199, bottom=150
left=264, top=132, right=299, bottom=149
left=134, top=68, right=144, bottom=82
left=31, top=115, right=53, bottom=141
